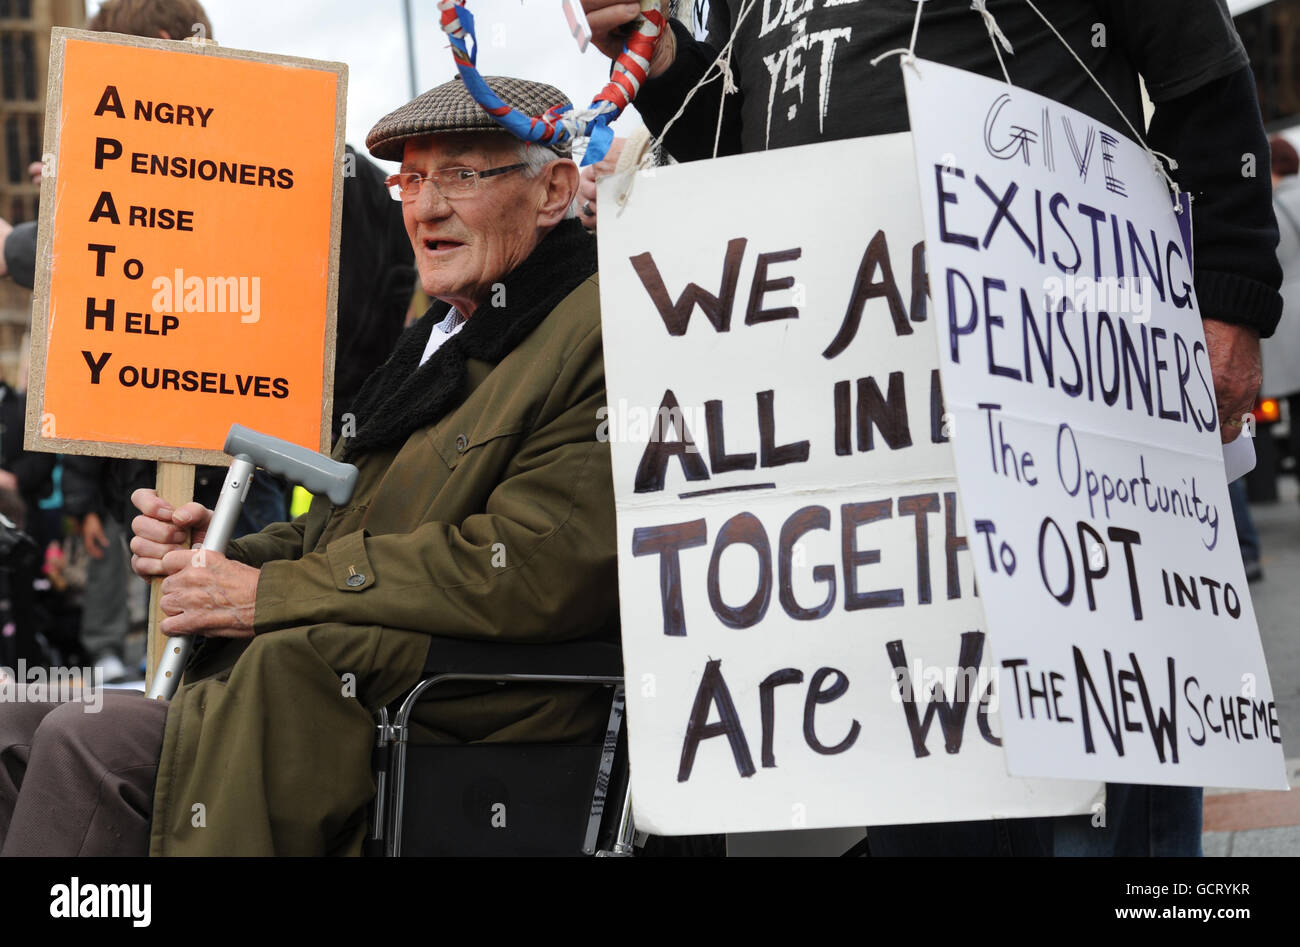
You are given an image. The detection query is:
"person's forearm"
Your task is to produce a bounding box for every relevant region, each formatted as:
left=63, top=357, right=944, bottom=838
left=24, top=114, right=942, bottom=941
left=224, top=517, right=308, bottom=568
left=250, top=488, right=617, bottom=643
left=249, top=440, right=618, bottom=642
left=1148, top=66, right=1282, bottom=336
left=636, top=17, right=744, bottom=161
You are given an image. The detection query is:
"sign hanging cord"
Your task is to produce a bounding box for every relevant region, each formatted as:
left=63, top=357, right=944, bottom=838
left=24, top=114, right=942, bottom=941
left=616, top=0, right=762, bottom=214
left=971, top=0, right=1015, bottom=84
left=1020, top=0, right=1183, bottom=210
left=622, top=1, right=1180, bottom=213
left=874, top=0, right=1183, bottom=211
left=647, top=0, right=760, bottom=160
left=870, top=0, right=927, bottom=72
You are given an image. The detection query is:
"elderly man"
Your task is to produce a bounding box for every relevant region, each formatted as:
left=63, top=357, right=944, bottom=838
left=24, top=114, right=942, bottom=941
left=0, top=77, right=617, bottom=856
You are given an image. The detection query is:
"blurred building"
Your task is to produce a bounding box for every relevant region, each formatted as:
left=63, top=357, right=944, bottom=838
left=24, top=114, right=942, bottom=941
left=0, top=0, right=85, bottom=387
left=1235, top=0, right=1300, bottom=130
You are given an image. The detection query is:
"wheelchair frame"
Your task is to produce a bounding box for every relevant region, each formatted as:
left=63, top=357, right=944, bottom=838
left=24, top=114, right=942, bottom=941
left=370, top=664, right=635, bottom=857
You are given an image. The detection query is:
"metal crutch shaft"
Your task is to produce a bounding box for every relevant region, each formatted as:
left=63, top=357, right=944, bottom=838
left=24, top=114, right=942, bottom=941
left=145, top=456, right=254, bottom=701
left=142, top=424, right=359, bottom=701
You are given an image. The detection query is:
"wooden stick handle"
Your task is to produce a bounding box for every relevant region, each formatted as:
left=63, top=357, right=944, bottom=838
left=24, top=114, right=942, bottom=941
left=145, top=462, right=195, bottom=693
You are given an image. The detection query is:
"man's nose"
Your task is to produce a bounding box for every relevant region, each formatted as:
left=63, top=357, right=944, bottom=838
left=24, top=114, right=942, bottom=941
left=412, top=180, right=453, bottom=218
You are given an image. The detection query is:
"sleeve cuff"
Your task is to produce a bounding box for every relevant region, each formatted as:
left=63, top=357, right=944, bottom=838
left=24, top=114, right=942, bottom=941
left=636, top=18, right=706, bottom=132
left=1196, top=271, right=1283, bottom=337
left=250, top=529, right=374, bottom=633
left=325, top=528, right=376, bottom=592
left=224, top=537, right=250, bottom=565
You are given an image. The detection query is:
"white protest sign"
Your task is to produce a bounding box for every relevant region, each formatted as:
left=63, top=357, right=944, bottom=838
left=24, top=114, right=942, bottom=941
left=904, top=60, right=1288, bottom=790
left=597, top=135, right=1101, bottom=835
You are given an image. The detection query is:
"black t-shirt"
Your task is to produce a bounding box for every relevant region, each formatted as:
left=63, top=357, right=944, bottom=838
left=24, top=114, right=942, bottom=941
left=648, top=0, right=1246, bottom=156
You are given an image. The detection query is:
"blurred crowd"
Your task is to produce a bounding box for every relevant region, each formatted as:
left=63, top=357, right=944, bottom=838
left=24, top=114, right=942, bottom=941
left=0, top=0, right=418, bottom=681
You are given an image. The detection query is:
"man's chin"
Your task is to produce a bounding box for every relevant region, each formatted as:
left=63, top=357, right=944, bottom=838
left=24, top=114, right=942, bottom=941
left=418, top=272, right=466, bottom=300
left=419, top=285, right=476, bottom=313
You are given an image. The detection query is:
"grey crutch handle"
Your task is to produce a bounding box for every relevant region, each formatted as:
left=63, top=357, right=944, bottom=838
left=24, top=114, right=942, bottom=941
left=225, top=424, right=358, bottom=506
left=145, top=426, right=359, bottom=700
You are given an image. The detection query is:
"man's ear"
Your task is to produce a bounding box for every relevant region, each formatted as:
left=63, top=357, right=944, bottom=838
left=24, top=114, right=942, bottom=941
left=537, top=159, right=580, bottom=226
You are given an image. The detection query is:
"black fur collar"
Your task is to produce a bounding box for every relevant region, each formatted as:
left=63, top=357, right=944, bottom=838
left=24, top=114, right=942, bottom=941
left=343, top=219, right=597, bottom=458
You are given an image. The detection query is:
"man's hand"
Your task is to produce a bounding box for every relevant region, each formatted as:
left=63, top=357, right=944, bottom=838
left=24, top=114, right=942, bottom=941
left=0, top=217, right=12, bottom=279
left=81, top=512, right=109, bottom=560
left=0, top=469, right=16, bottom=494
left=578, top=137, right=627, bottom=232
left=28, top=161, right=42, bottom=186
left=158, top=548, right=259, bottom=639
left=582, top=0, right=677, bottom=77
left=129, top=488, right=212, bottom=577
left=1202, top=319, right=1262, bottom=444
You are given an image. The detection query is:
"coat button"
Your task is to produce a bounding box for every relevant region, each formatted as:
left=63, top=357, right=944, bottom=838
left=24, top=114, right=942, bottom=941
left=347, top=572, right=365, bottom=587
left=455, top=434, right=469, bottom=453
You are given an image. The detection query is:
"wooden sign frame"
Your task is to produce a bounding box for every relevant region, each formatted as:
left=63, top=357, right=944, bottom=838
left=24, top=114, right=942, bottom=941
left=24, top=28, right=346, bottom=466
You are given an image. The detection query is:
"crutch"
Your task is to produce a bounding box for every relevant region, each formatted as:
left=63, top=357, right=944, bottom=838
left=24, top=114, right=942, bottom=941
left=146, top=424, right=359, bottom=700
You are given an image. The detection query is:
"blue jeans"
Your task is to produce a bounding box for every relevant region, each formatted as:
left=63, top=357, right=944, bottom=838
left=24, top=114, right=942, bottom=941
left=1053, top=784, right=1203, bottom=856
left=869, top=816, right=1053, bottom=856
left=868, top=785, right=1202, bottom=856
left=80, top=515, right=128, bottom=661
left=1228, top=479, right=1260, bottom=564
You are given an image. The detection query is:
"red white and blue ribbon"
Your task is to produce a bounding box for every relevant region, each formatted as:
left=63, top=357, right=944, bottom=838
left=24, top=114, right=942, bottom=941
left=436, top=0, right=665, bottom=166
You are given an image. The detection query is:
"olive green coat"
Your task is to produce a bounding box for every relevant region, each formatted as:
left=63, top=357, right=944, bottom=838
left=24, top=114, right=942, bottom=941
left=148, top=275, right=618, bottom=856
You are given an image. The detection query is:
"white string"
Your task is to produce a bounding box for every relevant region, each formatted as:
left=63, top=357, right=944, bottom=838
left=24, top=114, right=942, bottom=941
left=615, top=0, right=761, bottom=215
left=623, top=0, right=1183, bottom=215
left=1021, top=0, right=1183, bottom=211
left=637, top=0, right=761, bottom=170
left=713, top=35, right=741, bottom=158
left=870, top=0, right=927, bottom=71
left=971, top=0, right=1014, bottom=85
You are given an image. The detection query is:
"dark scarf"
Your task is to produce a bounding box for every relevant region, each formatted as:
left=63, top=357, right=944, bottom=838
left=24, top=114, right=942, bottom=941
left=344, top=219, right=597, bottom=458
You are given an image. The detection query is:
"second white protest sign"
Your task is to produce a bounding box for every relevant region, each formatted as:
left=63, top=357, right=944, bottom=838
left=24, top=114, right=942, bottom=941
left=904, top=59, right=1287, bottom=790
left=597, top=134, right=1100, bottom=835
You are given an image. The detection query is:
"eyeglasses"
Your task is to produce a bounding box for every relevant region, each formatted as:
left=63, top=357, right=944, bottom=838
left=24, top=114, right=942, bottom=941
left=385, top=163, right=527, bottom=202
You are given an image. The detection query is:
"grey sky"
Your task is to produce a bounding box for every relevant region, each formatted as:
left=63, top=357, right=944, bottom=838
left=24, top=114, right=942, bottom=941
left=86, top=0, right=646, bottom=169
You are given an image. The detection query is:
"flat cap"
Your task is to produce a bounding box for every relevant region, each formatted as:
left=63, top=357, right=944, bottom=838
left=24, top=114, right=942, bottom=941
left=366, top=75, right=573, bottom=161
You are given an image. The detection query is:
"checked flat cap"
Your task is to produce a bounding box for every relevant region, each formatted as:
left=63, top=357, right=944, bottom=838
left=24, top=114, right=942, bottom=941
left=366, top=75, right=574, bottom=161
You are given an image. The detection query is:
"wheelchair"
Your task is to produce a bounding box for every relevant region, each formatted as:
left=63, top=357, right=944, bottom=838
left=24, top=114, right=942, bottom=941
left=366, top=634, right=636, bottom=857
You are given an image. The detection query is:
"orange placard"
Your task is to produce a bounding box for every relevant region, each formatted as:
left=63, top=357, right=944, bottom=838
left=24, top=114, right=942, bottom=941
left=26, top=29, right=346, bottom=463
